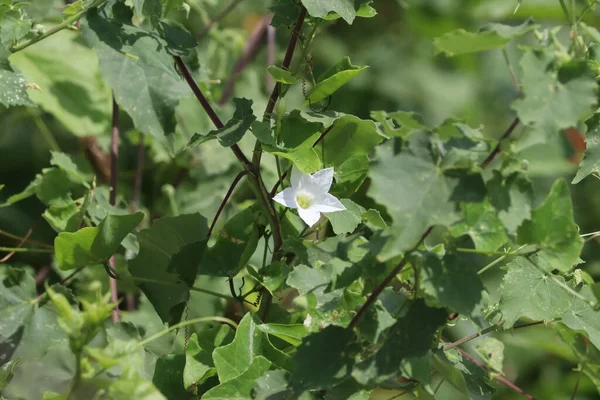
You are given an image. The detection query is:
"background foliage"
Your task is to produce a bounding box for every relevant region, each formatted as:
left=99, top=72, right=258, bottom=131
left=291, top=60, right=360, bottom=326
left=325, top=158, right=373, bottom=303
left=2, top=0, right=600, bottom=399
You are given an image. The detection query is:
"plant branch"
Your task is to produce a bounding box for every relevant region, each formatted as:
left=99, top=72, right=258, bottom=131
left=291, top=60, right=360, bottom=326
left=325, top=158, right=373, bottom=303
left=130, top=277, right=234, bottom=301
left=109, top=95, right=120, bottom=323
left=0, top=228, right=53, bottom=248
left=348, top=227, right=433, bottom=330
left=252, top=6, right=308, bottom=167
left=479, top=117, right=520, bottom=169
left=208, top=170, right=248, bottom=237
left=11, top=0, right=104, bottom=53
left=131, top=136, right=145, bottom=212
left=34, top=266, right=85, bottom=303
left=455, top=346, right=536, bottom=400
left=138, top=316, right=238, bottom=347
left=0, top=246, right=53, bottom=253
left=0, top=226, right=33, bottom=262
left=443, top=320, right=548, bottom=351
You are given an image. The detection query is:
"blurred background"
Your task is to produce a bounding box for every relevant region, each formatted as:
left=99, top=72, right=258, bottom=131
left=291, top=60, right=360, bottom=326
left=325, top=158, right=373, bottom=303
left=1, top=0, right=600, bottom=398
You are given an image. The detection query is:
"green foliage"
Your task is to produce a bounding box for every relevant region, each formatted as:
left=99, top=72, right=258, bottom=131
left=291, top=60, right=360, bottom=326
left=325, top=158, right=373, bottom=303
left=305, top=57, right=368, bottom=104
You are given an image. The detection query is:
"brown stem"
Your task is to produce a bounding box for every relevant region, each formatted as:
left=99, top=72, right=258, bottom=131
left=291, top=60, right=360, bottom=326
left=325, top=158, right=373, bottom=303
left=131, top=136, right=145, bottom=212
left=253, top=6, right=307, bottom=167
left=35, top=266, right=85, bottom=302
left=0, top=228, right=53, bottom=249
left=109, top=95, right=120, bottom=323
left=219, top=15, right=270, bottom=104
left=34, top=266, right=50, bottom=286
left=443, top=320, right=547, bottom=351
left=0, top=226, right=33, bottom=262
left=208, top=170, right=247, bottom=237
left=479, top=117, right=520, bottom=169
left=348, top=227, right=434, bottom=330
left=455, top=347, right=536, bottom=400
left=266, top=25, right=276, bottom=92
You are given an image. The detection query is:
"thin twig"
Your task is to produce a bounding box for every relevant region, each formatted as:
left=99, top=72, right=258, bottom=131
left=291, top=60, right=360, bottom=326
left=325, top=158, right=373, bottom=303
left=219, top=14, right=270, bottom=104
left=455, top=347, right=536, bottom=400
left=34, top=266, right=85, bottom=302
left=131, top=136, right=145, bottom=212
left=196, top=0, right=246, bottom=38
left=0, top=226, right=33, bottom=262
left=208, top=170, right=247, bottom=237
left=479, top=117, right=520, bottom=169
left=0, top=229, right=53, bottom=249
left=34, top=266, right=50, bottom=286
left=266, top=25, right=276, bottom=91
left=109, top=95, right=120, bottom=323
left=348, top=227, right=433, bottom=329
left=570, top=370, right=582, bottom=400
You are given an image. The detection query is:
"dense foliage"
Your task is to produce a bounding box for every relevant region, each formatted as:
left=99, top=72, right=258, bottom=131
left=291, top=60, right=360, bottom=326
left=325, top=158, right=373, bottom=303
left=1, top=0, right=600, bottom=399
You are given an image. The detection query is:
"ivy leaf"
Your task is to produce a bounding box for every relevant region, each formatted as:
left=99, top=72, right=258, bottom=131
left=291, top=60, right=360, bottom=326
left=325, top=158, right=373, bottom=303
left=486, top=171, right=533, bottom=235
left=82, top=5, right=187, bottom=138
left=368, top=149, right=457, bottom=261
left=300, top=0, right=358, bottom=24
left=250, top=120, right=276, bottom=146
left=131, top=0, right=161, bottom=26
left=324, top=198, right=365, bottom=235
left=290, top=325, right=355, bottom=391
left=213, top=313, right=290, bottom=383
left=0, top=45, right=34, bottom=107
left=253, top=370, right=292, bottom=400
left=263, top=110, right=322, bottom=173
left=267, top=65, right=299, bottom=84
left=573, top=114, right=600, bottom=184
left=419, top=253, right=485, bottom=318
left=50, top=151, right=90, bottom=188
left=152, top=354, right=192, bottom=400
left=158, top=21, right=198, bottom=57
left=54, top=212, right=144, bottom=270
left=184, top=325, right=234, bottom=390
left=475, top=337, right=504, bottom=373
left=517, top=179, right=583, bottom=273
left=0, top=358, right=20, bottom=392
left=512, top=50, right=597, bottom=140
left=498, top=255, right=573, bottom=327
left=257, top=324, right=309, bottom=347
left=371, top=110, right=427, bottom=139
left=353, top=300, right=447, bottom=384
left=306, top=57, right=368, bottom=104
left=324, top=3, right=377, bottom=20
left=198, top=207, right=261, bottom=277
left=321, top=115, right=382, bottom=169
left=0, top=268, right=36, bottom=343
left=188, top=98, right=256, bottom=148
left=451, top=200, right=509, bottom=252
left=203, top=356, right=272, bottom=399
left=434, top=19, right=536, bottom=56
left=355, top=301, right=395, bottom=343
left=333, top=155, right=369, bottom=197
left=128, top=213, right=209, bottom=326
left=562, top=286, right=600, bottom=350
left=247, top=261, right=290, bottom=293
left=10, top=30, right=111, bottom=136
left=1, top=9, right=31, bottom=45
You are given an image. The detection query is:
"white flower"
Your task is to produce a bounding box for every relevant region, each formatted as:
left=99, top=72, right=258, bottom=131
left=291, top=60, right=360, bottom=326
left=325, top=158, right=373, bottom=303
left=273, top=167, right=346, bottom=227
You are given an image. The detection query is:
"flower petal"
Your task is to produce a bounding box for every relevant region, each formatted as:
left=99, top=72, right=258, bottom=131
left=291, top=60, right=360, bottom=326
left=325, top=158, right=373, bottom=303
left=290, top=165, right=303, bottom=190
left=273, top=187, right=298, bottom=209
left=314, top=193, right=346, bottom=213
left=309, top=167, right=334, bottom=193
left=298, top=206, right=322, bottom=227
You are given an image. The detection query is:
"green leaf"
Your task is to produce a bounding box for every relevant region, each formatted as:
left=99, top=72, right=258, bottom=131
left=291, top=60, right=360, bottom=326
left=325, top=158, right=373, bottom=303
left=247, top=261, right=290, bottom=293
left=498, top=255, right=573, bottom=327
left=512, top=50, right=597, bottom=141
left=257, top=323, right=309, bottom=347
left=475, top=337, right=504, bottom=373
left=253, top=370, right=291, bottom=400
left=371, top=110, right=427, bottom=139
left=158, top=21, right=198, bottom=57
left=82, top=6, right=187, bottom=138
left=355, top=300, right=395, bottom=343
left=128, top=213, right=209, bottom=325
left=1, top=9, right=31, bottom=45
left=306, top=57, right=368, bottom=104
left=362, top=209, right=387, bottom=229
left=50, top=151, right=90, bottom=188
left=198, top=207, right=260, bottom=277
left=419, top=253, right=485, bottom=318
left=451, top=200, right=509, bottom=252
left=152, top=354, right=192, bottom=400
left=184, top=325, right=234, bottom=390
left=486, top=171, right=533, bottom=235
left=62, top=1, right=82, bottom=19
left=368, top=149, right=458, bottom=260
left=0, top=358, right=21, bottom=392
left=323, top=3, right=377, bottom=20
left=0, top=45, right=34, bottom=107
left=300, top=0, right=357, bottom=24
left=573, top=114, right=600, bottom=183
left=267, top=65, right=299, bottom=84
left=290, top=325, right=355, bottom=391
left=188, top=98, right=256, bottom=148
left=434, top=19, right=536, bottom=56
left=324, top=198, right=365, bottom=235
left=203, top=356, right=272, bottom=399
left=320, top=115, right=382, bottom=168
left=10, top=30, right=111, bottom=136
left=132, top=0, right=161, bottom=26
left=250, top=120, right=276, bottom=146
left=517, top=179, right=583, bottom=273
left=562, top=286, right=600, bottom=350
left=0, top=268, right=36, bottom=343
left=333, top=155, right=369, bottom=197
left=54, top=212, right=144, bottom=270
left=263, top=110, right=322, bottom=173
left=352, top=300, right=447, bottom=384
left=213, top=313, right=290, bottom=383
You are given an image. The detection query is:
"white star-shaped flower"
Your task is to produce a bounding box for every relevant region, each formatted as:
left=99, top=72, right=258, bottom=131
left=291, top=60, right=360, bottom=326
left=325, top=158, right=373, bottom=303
left=273, top=167, right=346, bottom=227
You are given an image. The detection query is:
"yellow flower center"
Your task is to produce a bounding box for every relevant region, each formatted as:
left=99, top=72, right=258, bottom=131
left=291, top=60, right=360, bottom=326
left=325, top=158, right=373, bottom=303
left=296, top=191, right=313, bottom=209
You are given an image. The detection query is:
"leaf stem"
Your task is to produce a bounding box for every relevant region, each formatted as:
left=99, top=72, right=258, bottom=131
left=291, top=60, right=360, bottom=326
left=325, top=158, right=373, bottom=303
left=479, top=117, right=520, bottom=169
left=0, top=226, right=33, bottom=263
left=130, top=276, right=234, bottom=301
left=348, top=227, right=433, bottom=330
left=29, top=109, right=61, bottom=152
left=443, top=320, right=549, bottom=351
left=0, top=246, right=53, bottom=253
left=109, top=94, right=120, bottom=323
left=208, top=170, right=247, bottom=237
left=137, top=316, right=238, bottom=347
left=0, top=229, right=53, bottom=248
left=131, top=136, right=145, bottom=212
left=11, top=0, right=105, bottom=53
